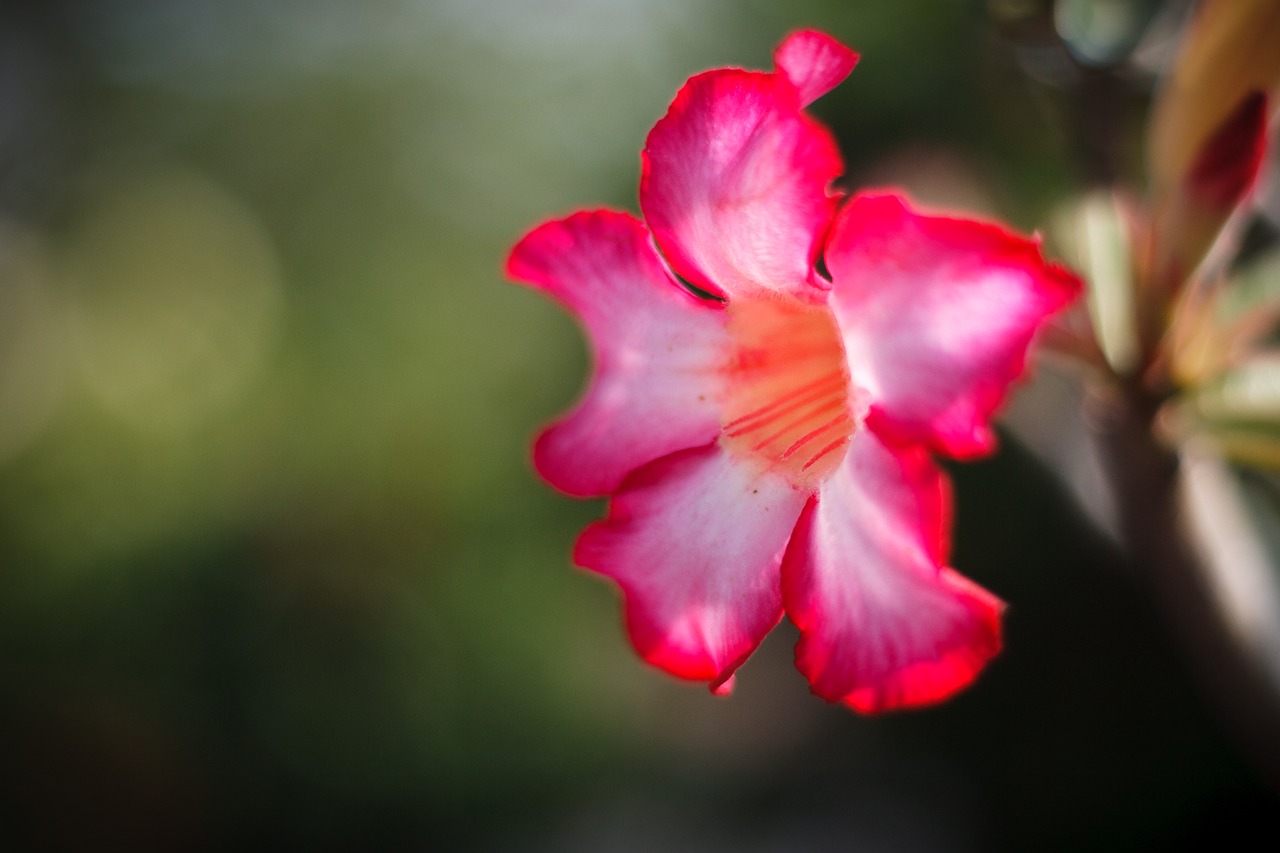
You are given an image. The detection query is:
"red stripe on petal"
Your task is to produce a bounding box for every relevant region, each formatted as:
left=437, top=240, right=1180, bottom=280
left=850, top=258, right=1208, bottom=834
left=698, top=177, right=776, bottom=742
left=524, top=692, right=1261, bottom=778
left=780, top=413, right=853, bottom=461
left=718, top=296, right=859, bottom=488
left=748, top=398, right=846, bottom=450
left=722, top=370, right=845, bottom=433
left=800, top=436, right=850, bottom=473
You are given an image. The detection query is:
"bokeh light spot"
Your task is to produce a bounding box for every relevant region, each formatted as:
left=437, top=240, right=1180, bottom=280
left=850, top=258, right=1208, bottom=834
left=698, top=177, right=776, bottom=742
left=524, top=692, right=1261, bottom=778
left=65, top=166, right=283, bottom=433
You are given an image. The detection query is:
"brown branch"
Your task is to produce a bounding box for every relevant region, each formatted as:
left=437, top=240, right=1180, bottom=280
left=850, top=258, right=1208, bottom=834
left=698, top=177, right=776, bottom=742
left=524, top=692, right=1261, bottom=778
left=1090, top=383, right=1280, bottom=790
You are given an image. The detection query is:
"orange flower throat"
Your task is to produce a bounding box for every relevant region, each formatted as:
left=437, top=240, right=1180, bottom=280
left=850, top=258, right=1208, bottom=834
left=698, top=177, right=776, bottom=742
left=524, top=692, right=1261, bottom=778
left=719, top=296, right=860, bottom=489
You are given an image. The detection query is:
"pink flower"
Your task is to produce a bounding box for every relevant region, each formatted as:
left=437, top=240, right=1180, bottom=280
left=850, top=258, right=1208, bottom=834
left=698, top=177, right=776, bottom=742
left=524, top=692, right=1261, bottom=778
left=508, top=31, right=1081, bottom=712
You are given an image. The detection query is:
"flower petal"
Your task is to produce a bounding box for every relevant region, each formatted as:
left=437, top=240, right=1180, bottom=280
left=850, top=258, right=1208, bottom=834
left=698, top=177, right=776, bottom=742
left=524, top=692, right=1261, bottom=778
left=575, top=443, right=808, bottom=690
left=774, top=30, right=859, bottom=107
left=826, top=193, right=1081, bottom=459
left=508, top=210, right=729, bottom=497
left=640, top=64, right=844, bottom=301
left=782, top=428, right=1003, bottom=713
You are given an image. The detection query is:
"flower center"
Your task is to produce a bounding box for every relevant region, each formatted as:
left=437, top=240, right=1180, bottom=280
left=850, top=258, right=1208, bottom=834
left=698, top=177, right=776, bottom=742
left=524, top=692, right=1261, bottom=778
left=718, top=296, right=860, bottom=489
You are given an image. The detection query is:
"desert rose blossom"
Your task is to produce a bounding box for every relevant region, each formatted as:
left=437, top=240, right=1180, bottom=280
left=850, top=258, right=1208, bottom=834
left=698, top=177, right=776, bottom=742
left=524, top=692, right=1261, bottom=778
left=508, top=31, right=1080, bottom=712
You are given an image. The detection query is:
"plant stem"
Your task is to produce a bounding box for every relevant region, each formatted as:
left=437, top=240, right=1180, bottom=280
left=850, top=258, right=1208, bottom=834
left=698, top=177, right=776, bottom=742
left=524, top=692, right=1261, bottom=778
left=1092, top=382, right=1280, bottom=790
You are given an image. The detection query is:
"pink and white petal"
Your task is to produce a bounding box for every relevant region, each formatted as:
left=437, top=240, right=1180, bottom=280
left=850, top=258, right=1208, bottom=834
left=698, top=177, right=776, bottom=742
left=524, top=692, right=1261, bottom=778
left=640, top=69, right=844, bottom=302
left=782, top=428, right=1003, bottom=713
left=826, top=193, right=1082, bottom=459
left=508, top=210, right=730, bottom=497
left=575, top=443, right=809, bottom=690
left=774, top=30, right=859, bottom=107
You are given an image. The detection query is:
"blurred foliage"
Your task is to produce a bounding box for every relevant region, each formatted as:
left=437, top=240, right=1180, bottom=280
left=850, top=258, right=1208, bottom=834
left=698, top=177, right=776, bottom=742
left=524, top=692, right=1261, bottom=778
left=0, top=1, right=1273, bottom=849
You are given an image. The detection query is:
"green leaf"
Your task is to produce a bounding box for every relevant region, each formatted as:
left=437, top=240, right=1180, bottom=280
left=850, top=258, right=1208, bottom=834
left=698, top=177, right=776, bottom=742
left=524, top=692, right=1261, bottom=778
left=1179, top=442, right=1280, bottom=682
left=1052, top=191, right=1138, bottom=374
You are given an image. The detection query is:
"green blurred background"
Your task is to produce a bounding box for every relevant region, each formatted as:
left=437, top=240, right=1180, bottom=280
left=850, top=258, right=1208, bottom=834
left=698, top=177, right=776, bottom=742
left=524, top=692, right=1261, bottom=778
left=0, top=0, right=1273, bottom=849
